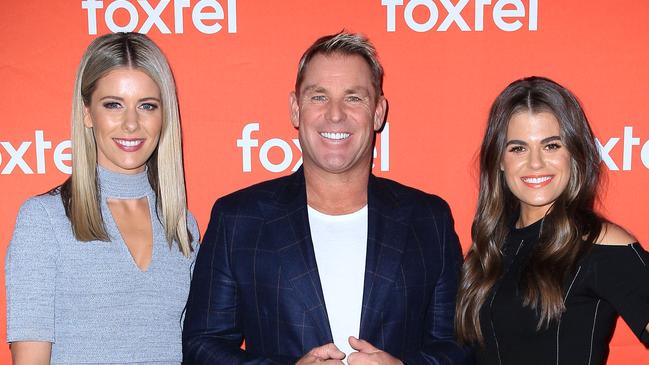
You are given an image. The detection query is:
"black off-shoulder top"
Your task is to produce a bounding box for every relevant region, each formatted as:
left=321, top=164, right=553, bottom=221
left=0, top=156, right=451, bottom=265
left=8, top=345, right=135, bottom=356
left=476, top=219, right=649, bottom=365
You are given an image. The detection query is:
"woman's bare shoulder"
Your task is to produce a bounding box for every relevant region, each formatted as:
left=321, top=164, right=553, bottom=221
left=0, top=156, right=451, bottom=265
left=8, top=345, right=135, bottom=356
left=595, top=222, right=637, bottom=246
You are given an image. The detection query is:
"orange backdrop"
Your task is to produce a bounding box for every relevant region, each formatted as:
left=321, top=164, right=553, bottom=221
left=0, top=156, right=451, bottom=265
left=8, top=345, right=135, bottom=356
left=1, top=1, right=648, bottom=363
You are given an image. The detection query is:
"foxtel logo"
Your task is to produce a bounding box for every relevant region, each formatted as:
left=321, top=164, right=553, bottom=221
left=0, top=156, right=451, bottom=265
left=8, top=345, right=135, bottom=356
left=0, top=131, right=71, bottom=175
left=82, top=0, right=237, bottom=35
left=2, top=126, right=647, bottom=176
left=383, top=0, right=538, bottom=32
left=236, top=122, right=391, bottom=173
left=596, top=126, right=649, bottom=171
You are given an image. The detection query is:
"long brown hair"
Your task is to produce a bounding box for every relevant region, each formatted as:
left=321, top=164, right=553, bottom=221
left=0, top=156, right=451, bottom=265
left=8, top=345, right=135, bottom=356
left=455, top=76, right=604, bottom=344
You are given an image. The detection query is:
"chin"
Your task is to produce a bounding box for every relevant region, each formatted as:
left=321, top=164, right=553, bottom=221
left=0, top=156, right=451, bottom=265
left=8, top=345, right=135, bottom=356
left=314, top=159, right=349, bottom=172
left=114, top=163, right=148, bottom=173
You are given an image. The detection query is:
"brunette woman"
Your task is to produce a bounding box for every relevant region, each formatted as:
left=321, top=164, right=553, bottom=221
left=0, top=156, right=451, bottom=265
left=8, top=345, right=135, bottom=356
left=456, top=76, right=649, bottom=364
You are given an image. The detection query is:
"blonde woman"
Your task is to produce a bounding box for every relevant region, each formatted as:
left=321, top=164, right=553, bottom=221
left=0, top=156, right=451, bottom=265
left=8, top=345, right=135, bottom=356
left=5, top=32, right=198, bottom=364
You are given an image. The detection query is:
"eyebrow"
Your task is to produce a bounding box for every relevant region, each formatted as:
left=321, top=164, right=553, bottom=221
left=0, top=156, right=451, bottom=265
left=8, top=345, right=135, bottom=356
left=345, top=86, right=370, bottom=95
left=300, top=85, right=322, bottom=94
left=300, top=85, right=370, bottom=95
left=99, top=96, right=161, bottom=102
left=505, top=135, right=561, bottom=146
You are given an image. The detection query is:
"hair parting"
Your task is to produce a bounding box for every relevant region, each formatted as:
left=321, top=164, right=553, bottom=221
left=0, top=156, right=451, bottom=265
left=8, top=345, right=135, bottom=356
left=455, top=76, right=605, bottom=344
left=55, top=32, right=193, bottom=257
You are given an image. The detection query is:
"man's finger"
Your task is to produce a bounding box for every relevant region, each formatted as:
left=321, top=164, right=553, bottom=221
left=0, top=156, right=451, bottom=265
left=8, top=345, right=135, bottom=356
left=310, top=342, right=345, bottom=360
left=347, top=350, right=364, bottom=364
left=348, top=336, right=378, bottom=353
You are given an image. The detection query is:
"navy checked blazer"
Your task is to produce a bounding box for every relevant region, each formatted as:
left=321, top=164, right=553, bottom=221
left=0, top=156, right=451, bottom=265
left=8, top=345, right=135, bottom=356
left=183, top=168, right=469, bottom=364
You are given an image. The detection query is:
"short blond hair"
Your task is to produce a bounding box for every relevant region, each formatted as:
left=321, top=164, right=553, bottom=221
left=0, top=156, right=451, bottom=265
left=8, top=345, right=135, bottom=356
left=295, top=32, right=384, bottom=97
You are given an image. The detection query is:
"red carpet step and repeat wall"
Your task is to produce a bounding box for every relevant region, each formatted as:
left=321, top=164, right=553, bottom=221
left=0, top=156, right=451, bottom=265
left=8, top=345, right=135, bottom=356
left=1, top=1, right=648, bottom=363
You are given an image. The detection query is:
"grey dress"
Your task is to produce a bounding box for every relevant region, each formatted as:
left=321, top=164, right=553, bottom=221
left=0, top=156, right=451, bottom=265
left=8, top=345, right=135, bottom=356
left=5, top=166, right=199, bottom=364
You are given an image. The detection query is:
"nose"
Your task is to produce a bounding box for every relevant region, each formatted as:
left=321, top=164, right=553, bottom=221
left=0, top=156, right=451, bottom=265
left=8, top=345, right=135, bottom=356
left=121, top=106, right=139, bottom=133
left=528, top=147, right=545, bottom=170
left=325, top=99, right=346, bottom=123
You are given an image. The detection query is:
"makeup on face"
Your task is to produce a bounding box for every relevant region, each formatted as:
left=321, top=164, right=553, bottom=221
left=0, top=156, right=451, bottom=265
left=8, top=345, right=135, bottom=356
left=500, top=111, right=571, bottom=224
left=84, top=68, right=163, bottom=174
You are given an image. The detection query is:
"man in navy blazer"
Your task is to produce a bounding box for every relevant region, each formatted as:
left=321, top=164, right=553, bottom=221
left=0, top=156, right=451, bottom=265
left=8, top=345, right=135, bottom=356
left=183, top=32, right=468, bottom=365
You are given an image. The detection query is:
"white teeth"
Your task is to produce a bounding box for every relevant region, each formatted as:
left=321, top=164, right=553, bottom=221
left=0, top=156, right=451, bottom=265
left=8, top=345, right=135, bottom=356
left=114, top=139, right=143, bottom=147
left=522, top=176, right=551, bottom=184
left=320, top=132, right=350, bottom=140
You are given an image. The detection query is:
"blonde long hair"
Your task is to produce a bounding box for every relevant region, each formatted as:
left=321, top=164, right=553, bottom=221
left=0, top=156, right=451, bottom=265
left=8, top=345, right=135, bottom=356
left=60, top=32, right=192, bottom=257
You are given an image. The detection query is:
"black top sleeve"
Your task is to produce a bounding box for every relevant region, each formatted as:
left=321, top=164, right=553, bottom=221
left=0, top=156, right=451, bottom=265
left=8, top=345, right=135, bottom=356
left=588, top=242, right=649, bottom=343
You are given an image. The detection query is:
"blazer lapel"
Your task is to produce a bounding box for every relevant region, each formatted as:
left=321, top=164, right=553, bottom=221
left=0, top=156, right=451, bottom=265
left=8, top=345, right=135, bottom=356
left=261, top=168, right=333, bottom=344
left=359, top=175, right=410, bottom=340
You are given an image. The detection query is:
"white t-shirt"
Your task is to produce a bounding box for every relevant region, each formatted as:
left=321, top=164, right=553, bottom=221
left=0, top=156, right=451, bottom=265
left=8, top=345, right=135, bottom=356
left=308, top=205, right=368, bottom=363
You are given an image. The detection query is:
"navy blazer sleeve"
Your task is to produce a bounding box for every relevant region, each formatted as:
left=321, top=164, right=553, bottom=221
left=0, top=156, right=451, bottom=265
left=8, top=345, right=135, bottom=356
left=401, top=200, right=471, bottom=365
left=182, top=199, right=296, bottom=365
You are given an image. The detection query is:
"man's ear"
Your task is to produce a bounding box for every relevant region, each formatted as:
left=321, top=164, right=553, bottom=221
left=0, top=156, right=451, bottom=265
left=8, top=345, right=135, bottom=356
left=373, top=96, right=387, bottom=131
left=82, top=105, right=93, bottom=128
left=289, top=92, right=299, bottom=128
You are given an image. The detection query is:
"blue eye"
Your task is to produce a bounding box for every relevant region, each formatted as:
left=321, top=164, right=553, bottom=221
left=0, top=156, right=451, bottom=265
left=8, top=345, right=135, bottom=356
left=103, top=102, right=121, bottom=109
left=311, top=95, right=326, bottom=102
left=140, top=103, right=159, bottom=111
left=346, top=96, right=362, bottom=102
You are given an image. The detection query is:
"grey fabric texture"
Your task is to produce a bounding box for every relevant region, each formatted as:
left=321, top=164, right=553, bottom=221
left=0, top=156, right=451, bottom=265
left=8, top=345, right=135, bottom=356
left=6, top=166, right=198, bottom=364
